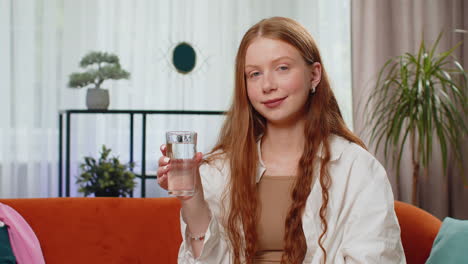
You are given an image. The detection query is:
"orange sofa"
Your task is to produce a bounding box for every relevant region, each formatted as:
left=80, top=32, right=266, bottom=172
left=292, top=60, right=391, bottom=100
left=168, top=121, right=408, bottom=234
left=0, top=198, right=182, bottom=264
left=0, top=198, right=440, bottom=264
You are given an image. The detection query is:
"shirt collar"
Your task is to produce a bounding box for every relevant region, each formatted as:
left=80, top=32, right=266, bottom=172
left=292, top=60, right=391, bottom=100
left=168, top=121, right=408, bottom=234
left=255, top=134, right=350, bottom=183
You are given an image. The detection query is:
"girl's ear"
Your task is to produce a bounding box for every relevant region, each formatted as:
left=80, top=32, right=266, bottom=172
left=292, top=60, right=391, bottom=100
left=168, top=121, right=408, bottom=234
left=309, top=62, right=322, bottom=89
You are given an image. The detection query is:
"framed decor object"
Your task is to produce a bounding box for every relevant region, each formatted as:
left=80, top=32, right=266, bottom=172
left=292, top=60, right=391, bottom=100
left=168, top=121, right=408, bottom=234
left=172, top=42, right=196, bottom=74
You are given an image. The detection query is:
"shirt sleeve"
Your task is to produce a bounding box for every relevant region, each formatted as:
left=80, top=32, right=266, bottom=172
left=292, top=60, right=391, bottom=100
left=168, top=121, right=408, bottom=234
left=177, top=161, right=231, bottom=264
left=177, top=209, right=231, bottom=263
left=339, top=154, right=406, bottom=264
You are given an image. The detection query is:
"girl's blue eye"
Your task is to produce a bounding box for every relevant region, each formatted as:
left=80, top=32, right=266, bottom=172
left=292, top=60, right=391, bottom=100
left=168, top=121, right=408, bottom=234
left=250, top=72, right=260, bottom=78
left=279, top=66, right=288, bottom=71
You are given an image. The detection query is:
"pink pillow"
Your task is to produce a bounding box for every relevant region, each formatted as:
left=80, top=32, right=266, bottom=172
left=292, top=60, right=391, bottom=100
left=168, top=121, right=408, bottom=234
left=0, top=203, right=45, bottom=264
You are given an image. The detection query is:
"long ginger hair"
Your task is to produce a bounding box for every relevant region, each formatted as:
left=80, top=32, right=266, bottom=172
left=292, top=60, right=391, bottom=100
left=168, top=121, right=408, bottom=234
left=207, top=17, right=365, bottom=264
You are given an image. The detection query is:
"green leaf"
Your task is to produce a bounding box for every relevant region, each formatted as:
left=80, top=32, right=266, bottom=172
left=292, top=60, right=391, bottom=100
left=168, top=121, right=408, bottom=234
left=80, top=51, right=120, bottom=67
left=68, top=72, right=97, bottom=88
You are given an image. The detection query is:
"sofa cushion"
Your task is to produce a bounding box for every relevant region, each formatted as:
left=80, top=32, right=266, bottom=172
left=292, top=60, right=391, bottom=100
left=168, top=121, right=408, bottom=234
left=426, top=217, right=468, bottom=264
left=0, top=202, right=45, bottom=264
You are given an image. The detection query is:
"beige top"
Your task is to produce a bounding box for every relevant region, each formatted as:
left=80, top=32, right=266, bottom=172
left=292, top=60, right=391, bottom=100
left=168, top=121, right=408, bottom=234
left=254, top=175, right=295, bottom=263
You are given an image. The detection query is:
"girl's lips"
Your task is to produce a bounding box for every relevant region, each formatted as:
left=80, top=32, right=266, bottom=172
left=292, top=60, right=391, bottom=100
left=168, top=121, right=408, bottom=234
left=263, top=97, right=287, bottom=108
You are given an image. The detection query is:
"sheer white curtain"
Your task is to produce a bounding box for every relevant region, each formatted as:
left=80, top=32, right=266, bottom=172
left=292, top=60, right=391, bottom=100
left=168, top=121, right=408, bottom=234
left=0, top=0, right=352, bottom=198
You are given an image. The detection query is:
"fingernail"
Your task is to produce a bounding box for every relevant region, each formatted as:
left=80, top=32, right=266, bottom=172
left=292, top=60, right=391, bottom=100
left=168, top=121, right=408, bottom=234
left=161, top=144, right=166, bottom=151
left=164, top=157, right=170, bottom=163
left=164, top=165, right=170, bottom=170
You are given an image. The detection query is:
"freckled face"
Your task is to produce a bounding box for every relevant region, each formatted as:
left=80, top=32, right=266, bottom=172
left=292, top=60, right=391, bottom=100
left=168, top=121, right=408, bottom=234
left=244, top=37, right=314, bottom=126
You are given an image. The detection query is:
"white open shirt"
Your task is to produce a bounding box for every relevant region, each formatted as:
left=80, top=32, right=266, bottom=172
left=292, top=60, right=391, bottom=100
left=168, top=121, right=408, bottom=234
left=178, top=135, right=406, bottom=263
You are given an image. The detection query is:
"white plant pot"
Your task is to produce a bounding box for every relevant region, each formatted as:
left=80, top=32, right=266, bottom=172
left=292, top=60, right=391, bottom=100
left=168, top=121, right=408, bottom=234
left=86, top=88, right=109, bottom=110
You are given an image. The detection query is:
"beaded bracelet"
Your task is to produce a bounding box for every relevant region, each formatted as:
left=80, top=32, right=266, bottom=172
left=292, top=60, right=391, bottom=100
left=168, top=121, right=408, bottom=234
left=189, top=233, right=206, bottom=241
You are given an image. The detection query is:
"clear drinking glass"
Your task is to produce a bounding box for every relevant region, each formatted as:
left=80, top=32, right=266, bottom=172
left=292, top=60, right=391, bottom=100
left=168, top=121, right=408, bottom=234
left=165, top=131, right=197, bottom=196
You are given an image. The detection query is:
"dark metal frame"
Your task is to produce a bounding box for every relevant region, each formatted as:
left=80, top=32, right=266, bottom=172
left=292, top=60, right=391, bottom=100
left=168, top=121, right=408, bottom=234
left=58, top=109, right=225, bottom=197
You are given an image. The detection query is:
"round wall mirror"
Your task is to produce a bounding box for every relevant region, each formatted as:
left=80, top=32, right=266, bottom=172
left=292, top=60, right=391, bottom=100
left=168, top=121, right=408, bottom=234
left=172, top=42, right=196, bottom=74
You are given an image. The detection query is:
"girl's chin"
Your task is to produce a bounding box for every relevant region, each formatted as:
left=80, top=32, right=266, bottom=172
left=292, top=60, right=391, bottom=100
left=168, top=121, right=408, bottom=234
left=262, top=111, right=306, bottom=127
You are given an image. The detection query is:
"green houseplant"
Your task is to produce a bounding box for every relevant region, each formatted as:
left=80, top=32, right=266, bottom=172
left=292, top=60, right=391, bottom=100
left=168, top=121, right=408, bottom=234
left=365, top=33, right=468, bottom=205
left=68, top=51, right=130, bottom=110
left=76, top=145, right=136, bottom=197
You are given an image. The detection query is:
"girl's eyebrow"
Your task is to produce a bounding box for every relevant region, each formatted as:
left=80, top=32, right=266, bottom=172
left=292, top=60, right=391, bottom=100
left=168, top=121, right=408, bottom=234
left=271, top=55, right=295, bottom=63
left=245, top=56, right=295, bottom=69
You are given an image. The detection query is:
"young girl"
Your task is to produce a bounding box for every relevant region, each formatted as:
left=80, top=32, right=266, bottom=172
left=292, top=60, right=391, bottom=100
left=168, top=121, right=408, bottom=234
left=157, top=17, right=406, bottom=264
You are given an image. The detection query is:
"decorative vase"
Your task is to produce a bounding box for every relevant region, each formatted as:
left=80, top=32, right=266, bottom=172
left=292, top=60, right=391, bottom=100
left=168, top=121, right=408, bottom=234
left=94, top=189, right=121, bottom=197
left=86, top=88, right=109, bottom=110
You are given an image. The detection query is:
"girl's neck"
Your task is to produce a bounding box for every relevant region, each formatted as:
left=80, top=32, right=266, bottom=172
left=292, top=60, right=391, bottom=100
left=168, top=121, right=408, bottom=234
left=262, top=120, right=306, bottom=156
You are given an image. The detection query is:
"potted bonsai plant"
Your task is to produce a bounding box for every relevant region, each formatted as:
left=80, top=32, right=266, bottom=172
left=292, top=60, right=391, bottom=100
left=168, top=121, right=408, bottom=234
left=76, top=145, right=136, bottom=197
left=68, top=51, right=130, bottom=110
left=365, top=33, right=467, bottom=205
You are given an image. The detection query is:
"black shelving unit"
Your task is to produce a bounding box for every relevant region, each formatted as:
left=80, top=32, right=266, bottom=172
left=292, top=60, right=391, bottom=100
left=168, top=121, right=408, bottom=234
left=58, top=109, right=225, bottom=197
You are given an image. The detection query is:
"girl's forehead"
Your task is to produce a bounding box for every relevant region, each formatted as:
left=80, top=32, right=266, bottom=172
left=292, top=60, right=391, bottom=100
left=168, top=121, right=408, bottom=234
left=245, top=37, right=301, bottom=66
left=247, top=37, right=296, bottom=53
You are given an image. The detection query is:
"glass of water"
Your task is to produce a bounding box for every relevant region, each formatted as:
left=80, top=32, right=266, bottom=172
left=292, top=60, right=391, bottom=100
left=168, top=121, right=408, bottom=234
left=165, top=131, right=197, bottom=196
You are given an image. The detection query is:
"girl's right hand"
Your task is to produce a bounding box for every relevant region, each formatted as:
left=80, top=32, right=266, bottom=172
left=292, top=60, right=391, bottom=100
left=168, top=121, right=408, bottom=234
left=157, top=144, right=204, bottom=201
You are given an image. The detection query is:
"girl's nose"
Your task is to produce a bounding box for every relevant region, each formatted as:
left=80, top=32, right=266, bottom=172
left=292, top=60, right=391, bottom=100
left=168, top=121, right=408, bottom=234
left=261, top=72, right=277, bottom=93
